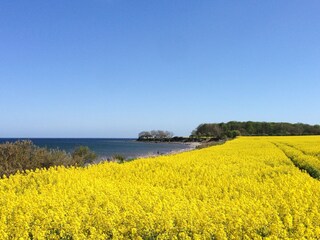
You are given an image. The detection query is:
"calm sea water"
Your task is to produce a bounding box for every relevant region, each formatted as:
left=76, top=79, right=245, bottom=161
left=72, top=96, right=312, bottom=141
left=0, top=138, right=191, bottom=159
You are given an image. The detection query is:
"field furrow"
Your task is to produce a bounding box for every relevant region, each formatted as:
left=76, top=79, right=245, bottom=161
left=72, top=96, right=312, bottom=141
left=273, top=142, right=320, bottom=179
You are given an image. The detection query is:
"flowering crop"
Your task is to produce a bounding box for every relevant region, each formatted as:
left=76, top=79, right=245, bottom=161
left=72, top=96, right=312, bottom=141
left=1, top=136, right=320, bottom=239
left=272, top=136, right=320, bottom=159
left=275, top=142, right=320, bottom=179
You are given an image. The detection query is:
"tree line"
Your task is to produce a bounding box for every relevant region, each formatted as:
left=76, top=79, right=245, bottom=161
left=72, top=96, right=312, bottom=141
left=191, top=121, right=320, bottom=139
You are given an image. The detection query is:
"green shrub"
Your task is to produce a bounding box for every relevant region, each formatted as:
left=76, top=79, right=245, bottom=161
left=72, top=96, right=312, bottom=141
left=72, top=146, right=97, bottom=165
left=227, top=130, right=241, bottom=138
left=111, top=154, right=125, bottom=163
left=0, top=140, right=97, bottom=177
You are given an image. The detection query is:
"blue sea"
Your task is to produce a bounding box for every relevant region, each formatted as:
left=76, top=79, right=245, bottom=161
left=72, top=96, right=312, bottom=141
left=0, top=138, right=191, bottom=160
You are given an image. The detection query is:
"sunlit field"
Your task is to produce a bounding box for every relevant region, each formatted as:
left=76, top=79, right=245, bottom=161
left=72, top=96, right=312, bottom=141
left=1, top=136, right=320, bottom=239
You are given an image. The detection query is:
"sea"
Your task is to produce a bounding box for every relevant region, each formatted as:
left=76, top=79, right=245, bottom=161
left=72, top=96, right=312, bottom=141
left=0, top=138, right=191, bottom=160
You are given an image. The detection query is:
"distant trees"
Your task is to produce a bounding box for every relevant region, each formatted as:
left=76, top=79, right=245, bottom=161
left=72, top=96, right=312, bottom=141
left=138, top=130, right=174, bottom=140
left=138, top=131, right=153, bottom=139
left=191, top=124, right=224, bottom=138
left=191, top=121, right=320, bottom=139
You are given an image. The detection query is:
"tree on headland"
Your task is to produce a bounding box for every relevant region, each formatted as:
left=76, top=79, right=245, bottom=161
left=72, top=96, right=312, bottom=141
left=138, top=130, right=174, bottom=140
left=139, top=131, right=153, bottom=139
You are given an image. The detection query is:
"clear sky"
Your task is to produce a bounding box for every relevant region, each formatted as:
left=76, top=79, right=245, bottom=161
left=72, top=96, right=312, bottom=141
left=1, top=0, right=319, bottom=137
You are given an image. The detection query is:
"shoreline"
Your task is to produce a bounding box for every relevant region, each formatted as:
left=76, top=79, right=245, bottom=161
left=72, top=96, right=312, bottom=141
left=127, top=140, right=230, bottom=161
left=130, top=142, right=201, bottom=159
left=98, top=142, right=201, bottom=163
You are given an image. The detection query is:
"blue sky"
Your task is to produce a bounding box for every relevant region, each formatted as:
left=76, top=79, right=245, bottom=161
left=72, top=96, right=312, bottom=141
left=0, top=0, right=319, bottom=137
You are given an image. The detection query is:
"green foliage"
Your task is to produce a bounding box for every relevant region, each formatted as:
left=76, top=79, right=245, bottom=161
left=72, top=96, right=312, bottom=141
left=226, top=130, right=241, bottom=138
left=72, top=146, right=97, bottom=165
left=0, top=140, right=97, bottom=177
left=191, top=121, right=320, bottom=139
left=112, top=154, right=125, bottom=163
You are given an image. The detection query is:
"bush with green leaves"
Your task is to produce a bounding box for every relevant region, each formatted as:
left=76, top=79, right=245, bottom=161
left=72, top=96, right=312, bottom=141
left=72, top=146, right=97, bottom=165
left=111, top=154, right=125, bottom=163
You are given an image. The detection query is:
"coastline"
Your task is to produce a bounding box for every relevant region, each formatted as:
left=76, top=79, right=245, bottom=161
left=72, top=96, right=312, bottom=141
left=126, top=139, right=231, bottom=161
left=101, top=142, right=202, bottom=162
left=131, top=142, right=201, bottom=159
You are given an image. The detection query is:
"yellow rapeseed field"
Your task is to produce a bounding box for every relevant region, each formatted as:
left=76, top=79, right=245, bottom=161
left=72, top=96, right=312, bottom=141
left=1, top=136, right=320, bottom=239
